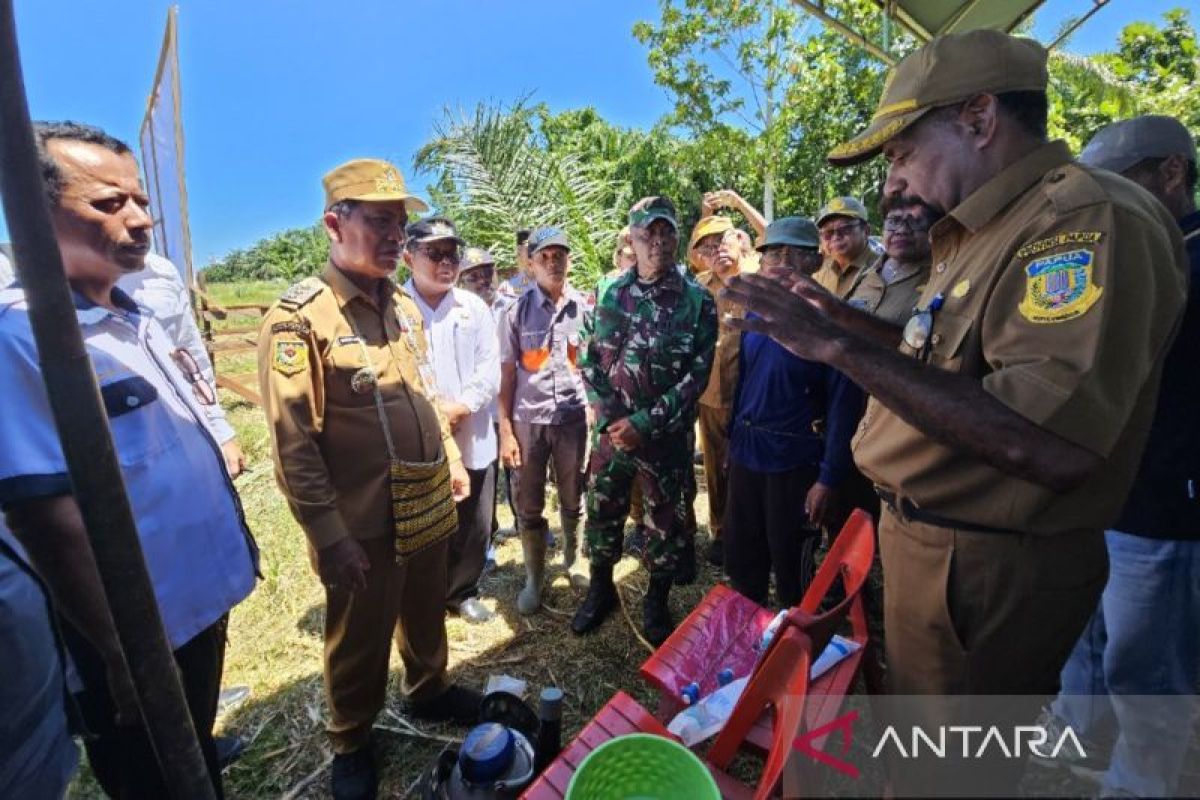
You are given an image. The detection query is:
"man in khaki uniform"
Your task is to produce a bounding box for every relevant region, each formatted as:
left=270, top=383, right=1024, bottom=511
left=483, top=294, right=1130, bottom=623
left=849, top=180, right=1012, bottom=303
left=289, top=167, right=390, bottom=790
left=723, top=31, right=1187, bottom=795
left=846, top=195, right=936, bottom=331
left=689, top=215, right=742, bottom=565
left=812, top=196, right=874, bottom=298
left=259, top=159, right=480, bottom=800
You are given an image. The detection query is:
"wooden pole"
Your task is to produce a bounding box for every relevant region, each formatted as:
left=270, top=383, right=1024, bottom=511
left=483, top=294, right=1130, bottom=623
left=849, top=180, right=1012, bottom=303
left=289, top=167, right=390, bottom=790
left=0, top=2, right=215, bottom=797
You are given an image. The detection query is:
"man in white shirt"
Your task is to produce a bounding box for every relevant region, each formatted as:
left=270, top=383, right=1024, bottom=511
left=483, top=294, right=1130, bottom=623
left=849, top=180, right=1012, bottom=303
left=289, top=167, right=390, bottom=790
left=404, top=219, right=501, bottom=624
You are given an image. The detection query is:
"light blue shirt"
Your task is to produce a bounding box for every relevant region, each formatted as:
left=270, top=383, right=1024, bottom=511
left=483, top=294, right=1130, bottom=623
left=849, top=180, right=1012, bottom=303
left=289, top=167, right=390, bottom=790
left=0, top=286, right=257, bottom=650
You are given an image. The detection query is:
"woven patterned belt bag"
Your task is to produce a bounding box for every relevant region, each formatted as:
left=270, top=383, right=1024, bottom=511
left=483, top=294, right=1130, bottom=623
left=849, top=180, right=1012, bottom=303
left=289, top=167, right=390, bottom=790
left=390, top=454, right=458, bottom=564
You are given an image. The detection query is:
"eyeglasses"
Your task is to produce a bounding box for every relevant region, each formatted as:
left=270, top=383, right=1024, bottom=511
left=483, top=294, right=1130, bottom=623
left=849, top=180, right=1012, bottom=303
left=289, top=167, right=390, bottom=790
left=170, top=348, right=216, bottom=406
left=819, top=222, right=863, bottom=241
left=883, top=215, right=929, bottom=233
left=417, top=245, right=461, bottom=265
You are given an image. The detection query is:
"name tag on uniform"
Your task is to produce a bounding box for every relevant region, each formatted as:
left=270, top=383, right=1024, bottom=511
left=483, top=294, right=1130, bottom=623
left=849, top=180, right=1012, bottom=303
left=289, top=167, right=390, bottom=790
left=336, top=335, right=361, bottom=346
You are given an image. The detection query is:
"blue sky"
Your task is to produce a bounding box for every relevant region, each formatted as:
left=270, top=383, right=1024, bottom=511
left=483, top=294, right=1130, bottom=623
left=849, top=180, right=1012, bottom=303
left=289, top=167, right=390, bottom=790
left=5, top=0, right=1192, bottom=265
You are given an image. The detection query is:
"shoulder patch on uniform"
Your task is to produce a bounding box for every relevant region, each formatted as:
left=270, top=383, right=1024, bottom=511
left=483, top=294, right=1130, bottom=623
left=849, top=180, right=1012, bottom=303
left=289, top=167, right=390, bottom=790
left=277, top=278, right=325, bottom=310
left=270, top=320, right=311, bottom=336
left=1016, top=231, right=1103, bottom=259
left=272, top=339, right=309, bottom=375
left=1018, top=249, right=1103, bottom=324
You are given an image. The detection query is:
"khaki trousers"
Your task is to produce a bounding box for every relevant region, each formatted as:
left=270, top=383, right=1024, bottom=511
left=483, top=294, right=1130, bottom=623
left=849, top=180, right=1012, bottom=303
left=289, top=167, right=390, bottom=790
left=321, top=536, right=450, bottom=753
left=697, top=403, right=729, bottom=540
left=878, top=509, right=1107, bottom=795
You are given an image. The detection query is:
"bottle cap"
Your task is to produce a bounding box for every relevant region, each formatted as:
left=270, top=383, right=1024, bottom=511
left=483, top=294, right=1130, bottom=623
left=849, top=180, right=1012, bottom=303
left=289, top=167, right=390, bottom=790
left=539, top=687, right=564, bottom=721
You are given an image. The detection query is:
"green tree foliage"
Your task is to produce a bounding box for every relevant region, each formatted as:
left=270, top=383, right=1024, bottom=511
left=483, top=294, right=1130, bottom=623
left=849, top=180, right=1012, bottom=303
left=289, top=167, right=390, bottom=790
left=413, top=101, right=626, bottom=287
left=1049, top=8, right=1199, bottom=151
left=203, top=223, right=328, bottom=283
left=203, top=8, right=1197, bottom=284
left=632, top=0, right=906, bottom=222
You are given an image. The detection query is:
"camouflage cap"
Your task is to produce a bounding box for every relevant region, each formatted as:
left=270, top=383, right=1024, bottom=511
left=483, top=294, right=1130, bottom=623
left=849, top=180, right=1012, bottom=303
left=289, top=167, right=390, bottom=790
left=816, top=196, right=869, bottom=227
left=405, top=216, right=465, bottom=246
left=629, top=196, right=678, bottom=231
left=828, top=30, right=1048, bottom=167
left=1079, top=115, right=1197, bottom=175
left=527, top=226, right=571, bottom=256
left=757, top=216, right=820, bottom=251
left=460, top=246, right=496, bottom=271
left=322, top=158, right=429, bottom=212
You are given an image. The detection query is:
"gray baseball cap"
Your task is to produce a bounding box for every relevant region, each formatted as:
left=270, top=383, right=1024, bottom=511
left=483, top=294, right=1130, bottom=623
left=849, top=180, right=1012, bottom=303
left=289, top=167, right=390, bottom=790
left=757, top=216, right=820, bottom=251
left=527, top=226, right=570, bottom=256
left=1079, top=115, right=1197, bottom=174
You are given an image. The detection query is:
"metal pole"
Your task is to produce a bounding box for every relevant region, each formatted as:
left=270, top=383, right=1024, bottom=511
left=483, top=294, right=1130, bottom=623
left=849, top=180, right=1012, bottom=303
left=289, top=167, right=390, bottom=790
left=0, top=3, right=215, bottom=798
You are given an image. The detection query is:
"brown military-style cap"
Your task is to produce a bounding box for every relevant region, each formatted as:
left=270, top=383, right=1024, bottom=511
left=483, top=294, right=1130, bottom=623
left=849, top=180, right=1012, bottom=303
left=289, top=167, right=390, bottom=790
left=828, top=30, right=1048, bottom=167
left=322, top=158, right=429, bottom=212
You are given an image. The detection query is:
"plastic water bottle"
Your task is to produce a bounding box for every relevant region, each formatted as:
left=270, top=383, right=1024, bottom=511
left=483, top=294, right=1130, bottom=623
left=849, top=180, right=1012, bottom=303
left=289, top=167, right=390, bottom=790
left=679, top=681, right=701, bottom=706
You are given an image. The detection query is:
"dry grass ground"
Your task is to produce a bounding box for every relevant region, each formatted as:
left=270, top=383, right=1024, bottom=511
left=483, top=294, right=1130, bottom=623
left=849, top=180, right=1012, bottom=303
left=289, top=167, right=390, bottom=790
left=64, top=280, right=1119, bottom=799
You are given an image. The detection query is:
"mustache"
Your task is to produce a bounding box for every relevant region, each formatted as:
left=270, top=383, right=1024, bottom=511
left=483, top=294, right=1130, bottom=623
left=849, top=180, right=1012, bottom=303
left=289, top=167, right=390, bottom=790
left=883, top=193, right=946, bottom=224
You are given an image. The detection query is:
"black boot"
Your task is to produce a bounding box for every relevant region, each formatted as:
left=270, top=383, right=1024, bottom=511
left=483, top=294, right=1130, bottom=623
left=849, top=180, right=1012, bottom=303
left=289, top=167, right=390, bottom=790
left=331, top=744, right=377, bottom=800
left=571, top=562, right=617, bottom=635
left=643, top=574, right=675, bottom=647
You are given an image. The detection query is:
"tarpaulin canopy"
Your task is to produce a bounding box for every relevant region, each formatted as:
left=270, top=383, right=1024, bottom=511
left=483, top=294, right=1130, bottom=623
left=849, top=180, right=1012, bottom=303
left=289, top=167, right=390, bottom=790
left=791, top=0, right=1112, bottom=64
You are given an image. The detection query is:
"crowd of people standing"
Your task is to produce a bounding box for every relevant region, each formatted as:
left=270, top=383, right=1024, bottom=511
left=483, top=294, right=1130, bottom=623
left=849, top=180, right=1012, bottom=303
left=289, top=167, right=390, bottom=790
left=0, top=26, right=1197, bottom=800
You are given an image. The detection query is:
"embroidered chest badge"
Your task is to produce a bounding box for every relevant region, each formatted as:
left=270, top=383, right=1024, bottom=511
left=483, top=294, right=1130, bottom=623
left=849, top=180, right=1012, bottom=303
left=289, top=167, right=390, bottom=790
left=272, top=339, right=308, bottom=375
left=1018, top=249, right=1103, bottom=324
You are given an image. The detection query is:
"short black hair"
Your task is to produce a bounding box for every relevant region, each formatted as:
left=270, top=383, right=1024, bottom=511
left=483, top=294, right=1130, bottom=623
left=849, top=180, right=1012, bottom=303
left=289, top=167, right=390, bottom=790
left=994, top=90, right=1048, bottom=140
left=515, top=229, right=531, bottom=246
left=33, top=121, right=132, bottom=204
left=328, top=199, right=361, bottom=218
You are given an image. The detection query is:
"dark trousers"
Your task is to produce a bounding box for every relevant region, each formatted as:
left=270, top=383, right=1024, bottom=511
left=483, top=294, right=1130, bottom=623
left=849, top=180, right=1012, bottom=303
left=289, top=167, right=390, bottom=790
left=447, top=462, right=497, bottom=607
left=68, top=616, right=228, bottom=800
left=723, top=461, right=821, bottom=608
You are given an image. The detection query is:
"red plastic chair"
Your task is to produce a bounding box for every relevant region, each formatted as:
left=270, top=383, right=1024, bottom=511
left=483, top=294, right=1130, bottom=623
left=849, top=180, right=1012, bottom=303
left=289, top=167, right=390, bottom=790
left=640, top=509, right=877, bottom=785
left=521, top=511, right=877, bottom=800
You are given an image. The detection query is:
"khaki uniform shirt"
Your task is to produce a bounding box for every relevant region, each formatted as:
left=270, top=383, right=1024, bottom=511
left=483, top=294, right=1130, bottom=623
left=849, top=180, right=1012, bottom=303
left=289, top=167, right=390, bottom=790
left=697, top=268, right=750, bottom=409
left=813, top=247, right=874, bottom=299
left=853, top=141, right=1188, bottom=534
left=259, top=263, right=460, bottom=549
left=846, top=254, right=931, bottom=326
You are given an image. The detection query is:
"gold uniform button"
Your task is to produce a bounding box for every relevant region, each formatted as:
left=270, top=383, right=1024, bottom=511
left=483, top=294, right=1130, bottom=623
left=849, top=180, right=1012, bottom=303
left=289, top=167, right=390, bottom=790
left=931, top=333, right=943, bottom=346
left=936, top=262, right=946, bottom=274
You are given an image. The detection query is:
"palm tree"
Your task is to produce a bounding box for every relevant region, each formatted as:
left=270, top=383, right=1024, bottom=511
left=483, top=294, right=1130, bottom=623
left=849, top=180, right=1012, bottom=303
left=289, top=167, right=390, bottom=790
left=414, top=101, right=625, bottom=287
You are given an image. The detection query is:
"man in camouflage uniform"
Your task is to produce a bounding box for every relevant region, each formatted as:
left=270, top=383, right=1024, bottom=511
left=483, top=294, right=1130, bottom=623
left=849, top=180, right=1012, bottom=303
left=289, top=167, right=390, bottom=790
left=571, top=196, right=717, bottom=646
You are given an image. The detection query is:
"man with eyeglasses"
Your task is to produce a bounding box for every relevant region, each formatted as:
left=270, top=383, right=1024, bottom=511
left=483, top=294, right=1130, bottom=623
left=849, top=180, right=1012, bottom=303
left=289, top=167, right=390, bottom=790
left=403, top=218, right=500, bottom=627
left=723, top=216, right=864, bottom=606
left=498, top=227, right=592, bottom=613
left=0, top=121, right=258, bottom=799
left=259, top=162, right=476, bottom=800
left=812, top=196, right=875, bottom=299
left=572, top=196, right=717, bottom=646
left=846, top=196, right=938, bottom=331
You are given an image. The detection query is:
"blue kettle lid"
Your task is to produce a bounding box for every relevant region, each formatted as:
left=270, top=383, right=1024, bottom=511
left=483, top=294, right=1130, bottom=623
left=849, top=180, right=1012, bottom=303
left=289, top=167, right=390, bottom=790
left=459, top=722, right=515, bottom=785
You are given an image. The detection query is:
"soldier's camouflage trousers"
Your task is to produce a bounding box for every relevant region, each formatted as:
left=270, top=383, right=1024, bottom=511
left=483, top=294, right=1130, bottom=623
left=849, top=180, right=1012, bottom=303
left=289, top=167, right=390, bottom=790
left=584, top=430, right=695, bottom=578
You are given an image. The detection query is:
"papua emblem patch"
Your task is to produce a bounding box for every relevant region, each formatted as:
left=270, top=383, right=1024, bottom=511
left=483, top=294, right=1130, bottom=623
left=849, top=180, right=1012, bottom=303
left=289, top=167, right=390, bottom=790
left=272, top=339, right=308, bottom=375
left=1018, top=249, right=1102, bottom=324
